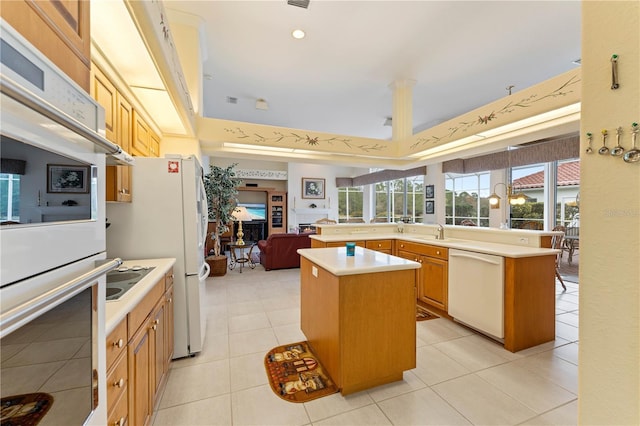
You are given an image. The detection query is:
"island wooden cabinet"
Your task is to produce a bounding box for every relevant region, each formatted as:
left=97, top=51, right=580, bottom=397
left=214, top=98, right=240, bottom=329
left=396, top=240, right=448, bottom=312
left=300, top=256, right=416, bottom=395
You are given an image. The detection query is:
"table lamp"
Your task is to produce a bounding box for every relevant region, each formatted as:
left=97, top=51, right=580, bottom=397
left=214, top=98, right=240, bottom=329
left=232, top=206, right=253, bottom=245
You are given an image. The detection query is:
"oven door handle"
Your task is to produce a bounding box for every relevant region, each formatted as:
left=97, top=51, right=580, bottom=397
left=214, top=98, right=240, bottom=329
left=0, top=258, right=123, bottom=338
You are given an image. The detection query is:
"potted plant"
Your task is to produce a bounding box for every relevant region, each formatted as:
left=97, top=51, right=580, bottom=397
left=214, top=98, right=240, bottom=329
left=203, top=163, right=242, bottom=276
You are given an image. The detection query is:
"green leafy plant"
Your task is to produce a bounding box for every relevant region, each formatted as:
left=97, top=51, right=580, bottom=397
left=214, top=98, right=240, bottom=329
left=203, top=164, right=242, bottom=256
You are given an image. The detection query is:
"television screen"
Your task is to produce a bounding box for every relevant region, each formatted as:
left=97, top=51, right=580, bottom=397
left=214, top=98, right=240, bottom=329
left=237, top=203, right=266, bottom=221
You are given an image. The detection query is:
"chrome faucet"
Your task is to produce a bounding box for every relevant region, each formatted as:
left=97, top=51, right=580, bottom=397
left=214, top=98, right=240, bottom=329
left=436, top=224, right=445, bottom=240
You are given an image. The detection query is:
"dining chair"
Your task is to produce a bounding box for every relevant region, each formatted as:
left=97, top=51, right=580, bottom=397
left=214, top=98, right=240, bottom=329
left=552, top=225, right=567, bottom=291
left=460, top=219, right=477, bottom=226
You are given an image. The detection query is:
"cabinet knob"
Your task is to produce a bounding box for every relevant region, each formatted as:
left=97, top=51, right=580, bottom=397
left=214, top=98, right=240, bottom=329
left=419, top=259, right=423, bottom=263
left=436, top=250, right=441, bottom=255
left=167, top=297, right=173, bottom=303
left=113, top=338, right=124, bottom=348
left=154, top=319, right=160, bottom=325
left=151, top=324, right=157, bottom=331
left=115, top=417, right=125, bottom=426
left=114, top=378, right=124, bottom=388
left=400, top=244, right=405, bottom=248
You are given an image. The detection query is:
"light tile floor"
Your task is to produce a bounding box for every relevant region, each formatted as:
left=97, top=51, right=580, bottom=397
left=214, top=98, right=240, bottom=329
left=153, top=266, right=579, bottom=426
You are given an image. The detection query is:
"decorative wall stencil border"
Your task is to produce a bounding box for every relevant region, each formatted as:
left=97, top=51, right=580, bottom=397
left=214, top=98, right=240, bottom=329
left=223, top=128, right=388, bottom=153
left=236, top=169, right=288, bottom=180
left=409, top=69, right=582, bottom=151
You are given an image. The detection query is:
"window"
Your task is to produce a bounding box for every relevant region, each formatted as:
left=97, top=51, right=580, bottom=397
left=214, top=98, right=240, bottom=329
left=445, top=172, right=490, bottom=226
left=337, top=186, right=363, bottom=222
left=510, top=163, right=545, bottom=229
left=373, top=175, right=424, bottom=223
left=0, top=173, right=21, bottom=223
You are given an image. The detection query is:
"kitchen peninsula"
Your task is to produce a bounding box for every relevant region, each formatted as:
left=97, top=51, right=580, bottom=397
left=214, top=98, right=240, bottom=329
left=309, top=223, right=560, bottom=352
left=297, top=247, right=421, bottom=395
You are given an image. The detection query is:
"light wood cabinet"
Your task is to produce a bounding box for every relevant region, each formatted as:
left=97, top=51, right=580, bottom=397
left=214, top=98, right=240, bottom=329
left=128, top=316, right=152, bottom=426
left=132, top=111, right=151, bottom=157
left=313, top=240, right=393, bottom=254
left=396, top=241, right=448, bottom=312
left=91, top=64, right=133, bottom=202
left=149, top=131, right=160, bottom=157
left=267, top=191, right=287, bottom=235
left=1, top=0, right=91, bottom=91
left=105, top=267, right=174, bottom=426
left=300, top=257, right=416, bottom=395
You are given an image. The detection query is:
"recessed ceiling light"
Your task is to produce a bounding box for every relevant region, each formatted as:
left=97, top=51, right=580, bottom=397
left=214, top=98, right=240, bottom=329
left=291, top=29, right=306, bottom=39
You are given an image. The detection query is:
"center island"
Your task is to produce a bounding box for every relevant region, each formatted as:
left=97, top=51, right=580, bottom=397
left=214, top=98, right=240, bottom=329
left=297, top=246, right=421, bottom=395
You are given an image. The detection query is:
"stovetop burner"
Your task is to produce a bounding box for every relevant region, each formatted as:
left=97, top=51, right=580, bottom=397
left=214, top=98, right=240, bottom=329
left=106, top=266, right=155, bottom=301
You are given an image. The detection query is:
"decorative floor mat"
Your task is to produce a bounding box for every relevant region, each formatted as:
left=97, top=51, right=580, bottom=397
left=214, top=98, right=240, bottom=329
left=417, top=305, right=439, bottom=321
left=264, top=341, right=339, bottom=403
left=0, top=392, right=53, bottom=425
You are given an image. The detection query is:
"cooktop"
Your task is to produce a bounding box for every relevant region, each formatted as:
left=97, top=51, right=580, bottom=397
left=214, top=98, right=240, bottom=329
left=106, top=266, right=155, bottom=301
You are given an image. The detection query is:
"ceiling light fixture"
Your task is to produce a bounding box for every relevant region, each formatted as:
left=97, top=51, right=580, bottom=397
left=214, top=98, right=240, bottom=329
left=488, top=146, right=527, bottom=209
left=291, top=29, right=306, bottom=39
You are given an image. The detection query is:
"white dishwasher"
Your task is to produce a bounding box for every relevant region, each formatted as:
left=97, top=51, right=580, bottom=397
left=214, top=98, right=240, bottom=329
left=448, top=249, right=505, bottom=339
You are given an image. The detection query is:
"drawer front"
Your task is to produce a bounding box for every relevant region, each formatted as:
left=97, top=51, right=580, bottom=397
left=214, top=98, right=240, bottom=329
left=365, top=240, right=392, bottom=251
left=106, top=318, right=127, bottom=370
left=128, top=279, right=164, bottom=338
left=106, top=351, right=128, bottom=411
left=106, top=386, right=128, bottom=426
left=396, top=241, right=448, bottom=260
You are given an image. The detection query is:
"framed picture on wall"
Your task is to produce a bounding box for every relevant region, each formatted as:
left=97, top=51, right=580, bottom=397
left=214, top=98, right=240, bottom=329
left=425, top=185, right=434, bottom=199
left=302, top=177, right=325, bottom=199
left=47, top=164, right=90, bottom=193
left=425, top=200, right=435, bottom=215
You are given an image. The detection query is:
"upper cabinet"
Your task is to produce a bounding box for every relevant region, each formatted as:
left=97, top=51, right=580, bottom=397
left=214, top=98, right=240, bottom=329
left=1, top=0, right=91, bottom=91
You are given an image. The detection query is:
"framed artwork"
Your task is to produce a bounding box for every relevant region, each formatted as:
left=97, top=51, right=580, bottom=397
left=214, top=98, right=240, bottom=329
left=47, top=164, right=90, bottom=193
left=302, top=178, right=325, bottom=199
left=425, top=200, right=435, bottom=215
left=425, top=185, right=434, bottom=199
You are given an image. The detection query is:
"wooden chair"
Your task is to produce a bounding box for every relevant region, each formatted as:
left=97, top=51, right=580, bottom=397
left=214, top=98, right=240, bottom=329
left=552, top=225, right=567, bottom=291
left=315, top=218, right=337, bottom=224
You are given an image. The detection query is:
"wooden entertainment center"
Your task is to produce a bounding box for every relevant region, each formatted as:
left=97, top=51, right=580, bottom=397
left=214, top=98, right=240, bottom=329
left=238, top=187, right=287, bottom=237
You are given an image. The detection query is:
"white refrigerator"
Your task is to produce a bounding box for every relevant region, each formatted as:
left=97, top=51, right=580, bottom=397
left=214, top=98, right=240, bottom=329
left=106, top=156, right=210, bottom=358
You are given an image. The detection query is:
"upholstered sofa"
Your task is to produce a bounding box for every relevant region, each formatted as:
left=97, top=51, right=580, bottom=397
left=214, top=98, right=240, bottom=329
left=257, top=232, right=314, bottom=271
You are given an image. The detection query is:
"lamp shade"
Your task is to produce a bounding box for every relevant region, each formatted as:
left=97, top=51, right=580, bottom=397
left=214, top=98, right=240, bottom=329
left=232, top=206, right=253, bottom=222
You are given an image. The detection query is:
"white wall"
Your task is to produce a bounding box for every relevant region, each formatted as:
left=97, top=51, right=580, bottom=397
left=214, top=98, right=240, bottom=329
left=580, top=1, right=639, bottom=423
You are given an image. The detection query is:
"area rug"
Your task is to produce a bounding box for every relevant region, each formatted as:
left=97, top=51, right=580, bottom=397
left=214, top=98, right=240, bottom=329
left=264, top=341, right=339, bottom=403
left=417, top=305, right=439, bottom=321
left=0, top=392, right=53, bottom=425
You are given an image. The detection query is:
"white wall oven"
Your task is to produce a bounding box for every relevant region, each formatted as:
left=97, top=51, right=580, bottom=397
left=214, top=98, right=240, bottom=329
left=0, top=20, right=128, bottom=425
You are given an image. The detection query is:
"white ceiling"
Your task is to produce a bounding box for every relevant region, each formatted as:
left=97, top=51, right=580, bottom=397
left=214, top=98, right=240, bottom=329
left=165, top=0, right=582, bottom=142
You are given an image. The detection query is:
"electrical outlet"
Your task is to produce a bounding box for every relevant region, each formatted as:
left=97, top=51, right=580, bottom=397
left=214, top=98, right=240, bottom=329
left=519, top=237, right=529, bottom=244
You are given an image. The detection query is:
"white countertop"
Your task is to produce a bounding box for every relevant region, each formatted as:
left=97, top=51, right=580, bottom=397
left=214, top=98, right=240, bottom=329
left=105, top=258, right=176, bottom=334
left=309, top=233, right=558, bottom=258
left=298, top=247, right=421, bottom=276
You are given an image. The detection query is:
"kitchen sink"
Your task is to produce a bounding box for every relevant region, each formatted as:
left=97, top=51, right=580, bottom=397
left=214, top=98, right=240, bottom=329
left=106, top=266, right=155, bottom=301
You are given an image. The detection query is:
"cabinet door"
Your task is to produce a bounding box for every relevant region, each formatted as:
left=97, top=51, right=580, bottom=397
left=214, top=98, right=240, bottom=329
left=151, top=299, right=166, bottom=403
left=164, top=285, right=174, bottom=365
left=149, top=131, right=160, bottom=157
left=90, top=65, right=116, bottom=142
left=132, top=111, right=150, bottom=156
left=421, top=256, right=448, bottom=311
left=128, top=318, right=153, bottom=426
left=1, top=0, right=90, bottom=90
left=114, top=93, right=133, bottom=202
